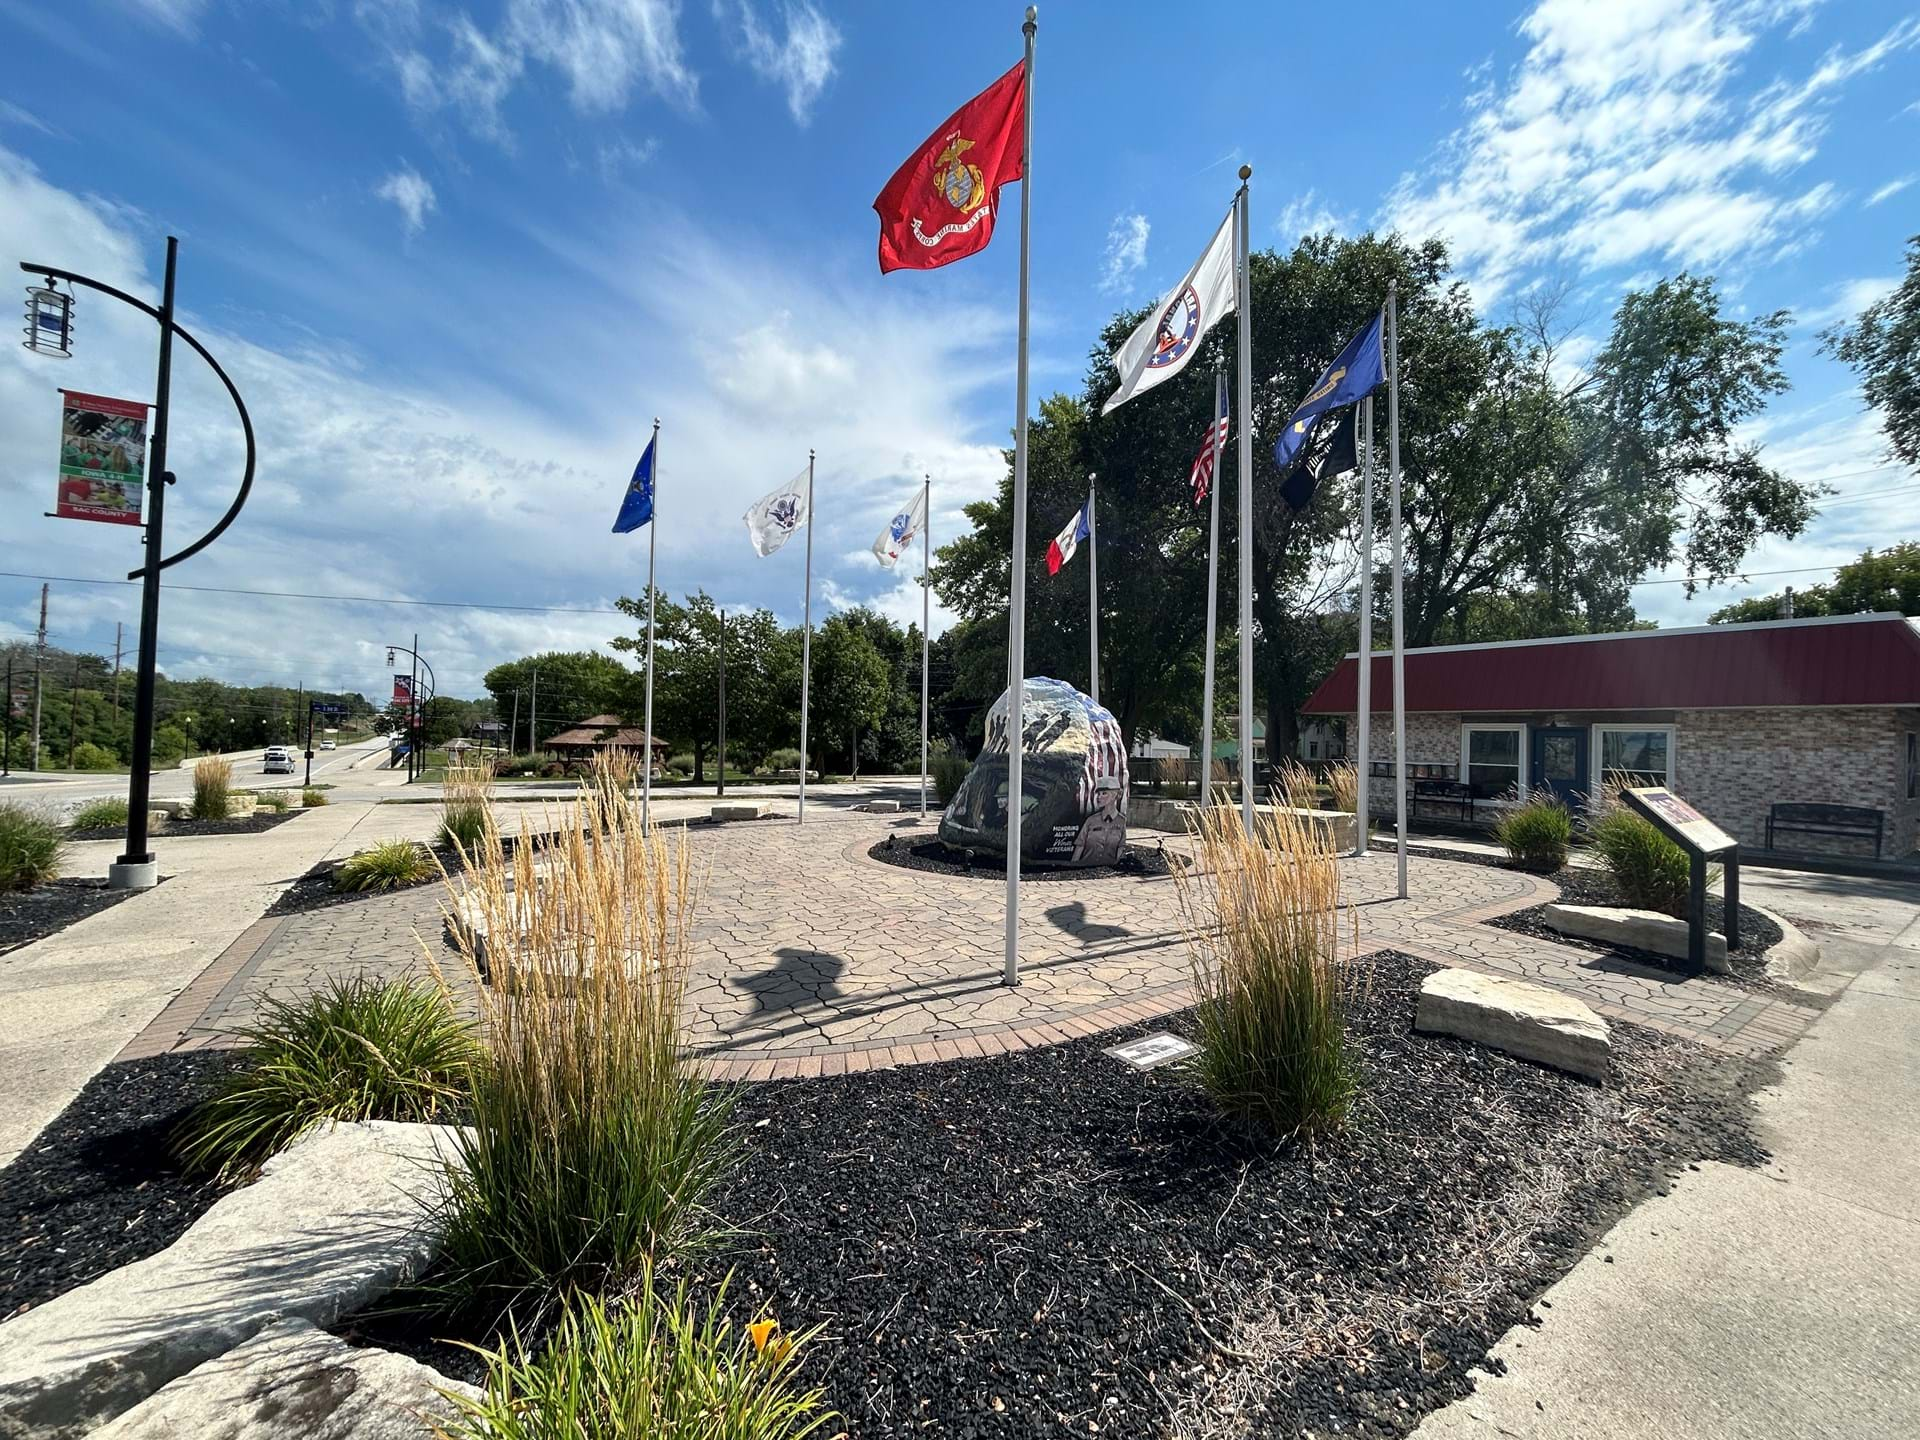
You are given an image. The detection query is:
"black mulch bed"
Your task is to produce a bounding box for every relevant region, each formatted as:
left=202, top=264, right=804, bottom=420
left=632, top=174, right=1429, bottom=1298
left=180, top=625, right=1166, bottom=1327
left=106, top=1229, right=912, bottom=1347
left=68, top=807, right=306, bottom=842
left=867, top=834, right=1182, bottom=882
left=265, top=830, right=566, bottom=917
left=0, top=877, right=142, bottom=955
left=353, top=951, right=1770, bottom=1437
left=1381, top=840, right=1787, bottom=987
left=0, top=1049, right=249, bottom=1320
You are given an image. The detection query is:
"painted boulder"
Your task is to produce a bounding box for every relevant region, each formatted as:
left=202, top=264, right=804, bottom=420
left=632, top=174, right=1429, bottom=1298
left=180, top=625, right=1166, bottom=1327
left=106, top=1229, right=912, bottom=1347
left=939, top=677, right=1130, bottom=867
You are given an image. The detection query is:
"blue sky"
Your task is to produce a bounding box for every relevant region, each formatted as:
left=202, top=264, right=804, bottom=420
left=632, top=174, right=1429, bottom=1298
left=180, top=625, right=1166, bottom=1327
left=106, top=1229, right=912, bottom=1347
left=1, top=0, right=1916, bottom=700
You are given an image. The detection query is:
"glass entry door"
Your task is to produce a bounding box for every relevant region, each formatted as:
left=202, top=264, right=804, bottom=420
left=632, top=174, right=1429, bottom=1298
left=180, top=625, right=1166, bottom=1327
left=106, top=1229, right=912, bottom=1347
left=1530, top=727, right=1589, bottom=808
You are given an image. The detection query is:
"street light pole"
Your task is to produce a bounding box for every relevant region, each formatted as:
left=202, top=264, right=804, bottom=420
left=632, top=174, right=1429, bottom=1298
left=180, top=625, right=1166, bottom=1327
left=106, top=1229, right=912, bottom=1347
left=19, top=236, right=256, bottom=890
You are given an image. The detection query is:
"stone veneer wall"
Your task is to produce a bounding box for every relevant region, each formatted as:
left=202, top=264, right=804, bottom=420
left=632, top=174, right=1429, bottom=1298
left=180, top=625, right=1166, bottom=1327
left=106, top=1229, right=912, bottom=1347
left=1353, top=711, right=1465, bottom=818
left=1677, top=706, right=1919, bottom=859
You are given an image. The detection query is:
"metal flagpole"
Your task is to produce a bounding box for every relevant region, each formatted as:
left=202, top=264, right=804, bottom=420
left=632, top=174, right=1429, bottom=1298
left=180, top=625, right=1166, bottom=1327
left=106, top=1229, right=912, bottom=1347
left=1199, top=369, right=1223, bottom=807
left=1005, top=6, right=1037, bottom=988
left=1387, top=283, right=1408, bottom=898
left=1086, top=476, right=1099, bottom=705
left=799, top=449, right=816, bottom=825
left=920, top=473, right=931, bottom=820
left=642, top=417, right=659, bottom=827
left=1354, top=391, right=1374, bottom=856
left=1234, top=165, right=1255, bottom=834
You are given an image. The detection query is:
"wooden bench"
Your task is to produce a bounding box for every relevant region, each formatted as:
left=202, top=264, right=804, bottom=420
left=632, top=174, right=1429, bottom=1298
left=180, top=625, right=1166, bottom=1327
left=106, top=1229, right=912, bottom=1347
left=1765, top=802, right=1884, bottom=859
left=1411, top=778, right=1475, bottom=823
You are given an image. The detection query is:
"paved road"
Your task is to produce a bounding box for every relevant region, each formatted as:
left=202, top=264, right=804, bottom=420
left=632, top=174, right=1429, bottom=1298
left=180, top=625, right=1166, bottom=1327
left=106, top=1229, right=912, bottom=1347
left=1414, top=870, right=1920, bottom=1440
left=0, top=736, right=394, bottom=812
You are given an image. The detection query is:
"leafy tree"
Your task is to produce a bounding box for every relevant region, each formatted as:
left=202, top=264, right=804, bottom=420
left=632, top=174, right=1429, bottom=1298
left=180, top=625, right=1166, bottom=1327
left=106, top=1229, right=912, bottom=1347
left=1709, top=542, right=1920, bottom=623
left=481, top=651, right=631, bottom=750
left=1823, top=234, right=1920, bottom=471
left=807, top=615, right=890, bottom=775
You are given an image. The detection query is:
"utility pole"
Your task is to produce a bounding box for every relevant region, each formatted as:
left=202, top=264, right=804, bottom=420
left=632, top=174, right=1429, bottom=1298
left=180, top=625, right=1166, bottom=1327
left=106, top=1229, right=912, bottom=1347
left=68, top=655, right=81, bottom=768
left=509, top=689, right=521, bottom=757
left=528, top=667, right=539, bottom=759
left=111, top=621, right=124, bottom=730
left=32, top=583, right=48, bottom=771
left=717, top=608, right=727, bottom=797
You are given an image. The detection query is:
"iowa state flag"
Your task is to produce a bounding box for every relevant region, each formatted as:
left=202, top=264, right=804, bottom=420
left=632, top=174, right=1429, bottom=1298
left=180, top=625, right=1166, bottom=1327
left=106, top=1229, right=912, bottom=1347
left=873, top=60, right=1025, bottom=274
left=1046, top=500, right=1090, bottom=576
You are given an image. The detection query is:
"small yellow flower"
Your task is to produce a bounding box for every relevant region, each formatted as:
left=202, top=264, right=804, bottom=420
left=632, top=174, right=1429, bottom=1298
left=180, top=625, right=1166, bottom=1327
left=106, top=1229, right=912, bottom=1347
left=768, top=1334, right=794, bottom=1365
left=748, top=1318, right=779, bottom=1354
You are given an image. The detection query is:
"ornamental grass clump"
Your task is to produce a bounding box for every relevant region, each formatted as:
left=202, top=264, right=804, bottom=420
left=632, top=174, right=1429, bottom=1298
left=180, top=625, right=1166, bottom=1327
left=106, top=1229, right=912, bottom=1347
left=1589, top=799, right=1693, bottom=915
left=1325, top=758, right=1360, bottom=816
left=931, top=748, right=969, bottom=806
left=1494, top=789, right=1574, bottom=872
left=302, top=787, right=329, bottom=807
left=427, top=782, right=733, bottom=1328
left=1173, top=802, right=1358, bottom=1138
left=334, top=838, right=439, bottom=893
left=440, top=760, right=497, bottom=854
left=176, top=975, right=479, bottom=1182
left=438, top=1273, right=833, bottom=1440
left=70, top=796, right=131, bottom=832
left=190, top=755, right=233, bottom=821
left=0, top=802, right=64, bottom=892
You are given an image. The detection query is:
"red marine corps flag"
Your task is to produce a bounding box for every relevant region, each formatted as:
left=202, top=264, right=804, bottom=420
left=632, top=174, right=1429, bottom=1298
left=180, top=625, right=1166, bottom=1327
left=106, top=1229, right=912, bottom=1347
left=873, top=59, right=1025, bottom=273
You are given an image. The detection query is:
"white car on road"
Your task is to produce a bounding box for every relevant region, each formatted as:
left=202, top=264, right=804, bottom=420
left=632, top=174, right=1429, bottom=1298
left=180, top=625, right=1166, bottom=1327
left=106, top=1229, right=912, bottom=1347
left=263, top=747, right=296, bottom=775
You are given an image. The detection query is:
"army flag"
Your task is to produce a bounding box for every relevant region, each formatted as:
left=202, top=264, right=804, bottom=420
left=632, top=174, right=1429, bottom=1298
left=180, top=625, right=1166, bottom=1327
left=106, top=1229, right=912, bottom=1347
left=873, top=60, right=1025, bottom=274
left=744, top=470, right=811, bottom=557
left=1101, top=208, right=1236, bottom=415
left=873, top=485, right=928, bottom=567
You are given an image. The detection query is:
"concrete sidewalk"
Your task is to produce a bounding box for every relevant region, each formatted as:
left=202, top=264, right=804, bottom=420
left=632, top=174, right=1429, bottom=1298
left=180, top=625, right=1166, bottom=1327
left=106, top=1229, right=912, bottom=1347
left=1413, top=897, right=1920, bottom=1439
left=0, top=799, right=396, bottom=1166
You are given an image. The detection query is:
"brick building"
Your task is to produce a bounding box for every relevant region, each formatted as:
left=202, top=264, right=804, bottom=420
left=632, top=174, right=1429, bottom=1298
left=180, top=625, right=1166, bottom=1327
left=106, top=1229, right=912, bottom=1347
left=1300, top=613, right=1920, bottom=859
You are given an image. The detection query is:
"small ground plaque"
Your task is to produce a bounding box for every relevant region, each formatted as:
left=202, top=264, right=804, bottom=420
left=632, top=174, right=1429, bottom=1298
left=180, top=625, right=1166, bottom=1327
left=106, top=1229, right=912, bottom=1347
left=1103, top=1032, right=1197, bottom=1071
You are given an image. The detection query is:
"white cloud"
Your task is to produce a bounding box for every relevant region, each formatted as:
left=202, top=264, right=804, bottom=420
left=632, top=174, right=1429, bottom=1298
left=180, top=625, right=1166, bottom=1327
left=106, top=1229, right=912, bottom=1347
left=375, top=164, right=437, bottom=236
left=715, top=1, right=842, bottom=125
left=1387, top=2, right=1920, bottom=305
left=1800, top=274, right=1898, bottom=329
left=1098, top=213, right=1149, bottom=294
left=0, top=141, right=1003, bottom=698
left=0, top=101, right=62, bottom=138
left=1274, top=189, right=1343, bottom=244
left=116, top=0, right=207, bottom=34
left=1866, top=174, right=1915, bottom=206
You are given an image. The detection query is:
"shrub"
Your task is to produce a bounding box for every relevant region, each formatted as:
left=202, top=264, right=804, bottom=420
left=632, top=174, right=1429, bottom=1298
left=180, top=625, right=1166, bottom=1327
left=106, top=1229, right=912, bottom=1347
left=1590, top=806, right=1692, bottom=915
left=440, top=761, right=497, bottom=854
left=334, top=839, right=439, bottom=893
left=440, top=1275, right=832, bottom=1440
left=70, top=742, right=119, bottom=772
left=1325, top=759, right=1360, bottom=816
left=1494, top=791, right=1573, bottom=872
left=176, top=976, right=479, bottom=1182
left=932, top=750, right=969, bottom=806
left=151, top=725, right=189, bottom=768
left=497, top=751, right=560, bottom=779
left=302, top=788, right=329, bottom=807
left=0, top=803, right=65, bottom=893
left=429, top=787, right=734, bottom=1328
left=762, top=747, right=803, bottom=774
left=256, top=791, right=291, bottom=812
left=190, top=756, right=233, bottom=821
left=70, top=797, right=131, bottom=831
left=1173, top=803, right=1355, bottom=1137
left=666, top=751, right=694, bottom=776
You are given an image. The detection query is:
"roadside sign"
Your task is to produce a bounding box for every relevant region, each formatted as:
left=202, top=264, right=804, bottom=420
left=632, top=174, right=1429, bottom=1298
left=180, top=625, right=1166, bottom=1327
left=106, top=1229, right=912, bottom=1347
left=56, top=391, right=148, bottom=526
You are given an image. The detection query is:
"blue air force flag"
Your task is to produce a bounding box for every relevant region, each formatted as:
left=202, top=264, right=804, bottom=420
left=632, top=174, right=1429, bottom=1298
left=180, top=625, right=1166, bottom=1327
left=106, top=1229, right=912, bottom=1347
left=1271, top=311, right=1386, bottom=472
left=873, top=486, right=928, bottom=568
left=611, top=436, right=656, bottom=534
left=744, top=469, right=811, bottom=557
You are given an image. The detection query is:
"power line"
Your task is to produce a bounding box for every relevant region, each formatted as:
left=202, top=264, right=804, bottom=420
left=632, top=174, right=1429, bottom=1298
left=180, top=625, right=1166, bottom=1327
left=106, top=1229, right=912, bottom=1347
left=0, top=572, right=628, bottom=617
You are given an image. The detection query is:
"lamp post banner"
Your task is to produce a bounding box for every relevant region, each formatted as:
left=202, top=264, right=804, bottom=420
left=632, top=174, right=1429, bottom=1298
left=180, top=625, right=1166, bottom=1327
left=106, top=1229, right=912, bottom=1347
left=56, top=390, right=148, bottom=526
left=393, top=674, right=415, bottom=706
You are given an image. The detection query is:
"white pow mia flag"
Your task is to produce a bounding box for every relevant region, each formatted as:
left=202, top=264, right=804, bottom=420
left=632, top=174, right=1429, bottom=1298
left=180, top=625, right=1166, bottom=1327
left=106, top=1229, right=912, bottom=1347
left=744, top=469, right=812, bottom=557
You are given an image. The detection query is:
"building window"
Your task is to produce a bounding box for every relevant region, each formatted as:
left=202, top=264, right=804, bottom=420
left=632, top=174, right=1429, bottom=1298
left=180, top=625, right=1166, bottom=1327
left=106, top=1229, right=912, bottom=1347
left=1461, top=724, right=1523, bottom=800
left=1595, top=726, right=1674, bottom=790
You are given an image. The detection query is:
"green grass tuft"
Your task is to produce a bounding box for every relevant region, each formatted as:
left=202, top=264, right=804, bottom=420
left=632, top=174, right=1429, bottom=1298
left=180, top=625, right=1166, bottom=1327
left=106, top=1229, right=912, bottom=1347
left=1589, top=805, right=1692, bottom=915
left=0, top=802, right=64, bottom=892
left=175, top=975, right=479, bottom=1182
left=302, top=787, right=329, bottom=807
left=334, top=839, right=439, bottom=893
left=1494, top=791, right=1574, bottom=872
left=70, top=797, right=131, bottom=831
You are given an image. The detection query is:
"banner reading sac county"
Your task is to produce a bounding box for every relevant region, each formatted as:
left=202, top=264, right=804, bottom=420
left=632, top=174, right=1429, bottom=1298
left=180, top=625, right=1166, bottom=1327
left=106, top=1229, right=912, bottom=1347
left=56, top=391, right=149, bottom=526
left=393, top=674, right=416, bottom=707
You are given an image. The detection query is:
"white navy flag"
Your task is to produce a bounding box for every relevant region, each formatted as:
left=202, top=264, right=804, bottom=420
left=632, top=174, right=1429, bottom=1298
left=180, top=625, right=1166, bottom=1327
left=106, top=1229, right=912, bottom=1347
left=872, top=486, right=928, bottom=568
left=744, top=469, right=811, bottom=557
left=1102, top=207, right=1237, bottom=415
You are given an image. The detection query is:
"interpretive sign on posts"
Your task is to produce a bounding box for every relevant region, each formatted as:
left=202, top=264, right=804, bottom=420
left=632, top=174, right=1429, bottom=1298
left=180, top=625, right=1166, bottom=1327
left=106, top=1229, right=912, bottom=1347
left=1621, top=786, right=1740, bottom=969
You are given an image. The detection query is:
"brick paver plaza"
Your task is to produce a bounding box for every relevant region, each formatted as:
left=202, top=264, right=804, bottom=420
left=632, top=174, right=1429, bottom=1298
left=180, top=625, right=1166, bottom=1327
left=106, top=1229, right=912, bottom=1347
left=125, top=808, right=1821, bottom=1073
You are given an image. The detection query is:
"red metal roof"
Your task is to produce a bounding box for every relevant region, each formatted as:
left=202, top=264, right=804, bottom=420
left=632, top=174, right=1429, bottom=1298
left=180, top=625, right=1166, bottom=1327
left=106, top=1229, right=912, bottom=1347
left=1301, top=614, right=1920, bottom=715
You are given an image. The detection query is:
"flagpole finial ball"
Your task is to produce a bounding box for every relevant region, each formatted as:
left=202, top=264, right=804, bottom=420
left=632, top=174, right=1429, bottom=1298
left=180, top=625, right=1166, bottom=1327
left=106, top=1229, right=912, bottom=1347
left=1238, top=164, right=1252, bottom=181
left=1026, top=6, right=1037, bottom=22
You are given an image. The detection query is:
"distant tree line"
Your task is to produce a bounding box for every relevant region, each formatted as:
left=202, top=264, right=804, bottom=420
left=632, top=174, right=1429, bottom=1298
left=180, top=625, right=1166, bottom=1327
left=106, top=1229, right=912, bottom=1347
left=1709, top=543, right=1920, bottom=624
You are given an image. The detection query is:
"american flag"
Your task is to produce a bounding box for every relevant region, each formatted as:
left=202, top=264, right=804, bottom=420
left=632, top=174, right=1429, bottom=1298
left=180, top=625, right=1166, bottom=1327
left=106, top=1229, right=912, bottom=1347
left=1189, top=377, right=1229, bottom=506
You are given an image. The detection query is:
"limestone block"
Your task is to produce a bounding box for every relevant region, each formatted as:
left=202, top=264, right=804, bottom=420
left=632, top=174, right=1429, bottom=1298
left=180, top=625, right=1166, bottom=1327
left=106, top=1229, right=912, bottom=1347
left=712, top=801, right=772, bottom=821
left=1543, top=902, right=1729, bottom=973
left=225, top=794, right=258, bottom=819
left=868, top=799, right=900, bottom=814
left=90, top=1318, right=477, bottom=1440
left=1128, top=796, right=1195, bottom=834
left=1415, top=967, right=1611, bottom=1080
left=0, top=1121, right=459, bottom=1440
